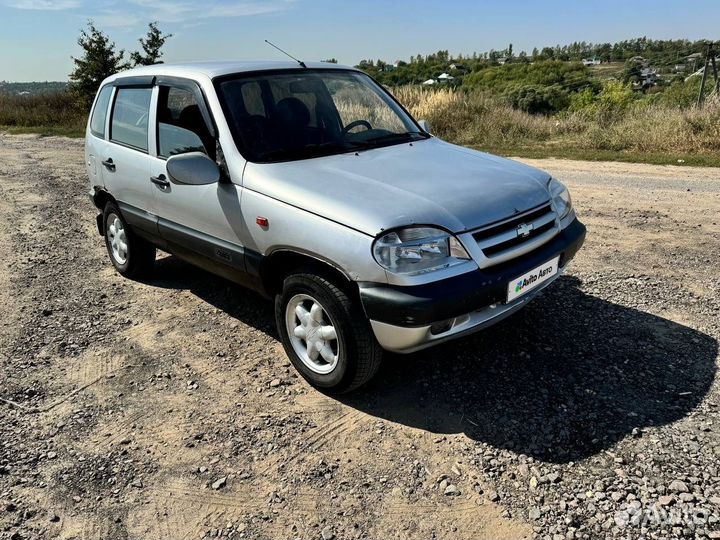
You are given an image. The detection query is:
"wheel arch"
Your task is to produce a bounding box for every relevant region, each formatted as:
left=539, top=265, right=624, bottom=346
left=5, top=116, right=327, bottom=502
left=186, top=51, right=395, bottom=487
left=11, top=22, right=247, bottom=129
left=92, top=187, right=116, bottom=211
left=93, top=188, right=117, bottom=235
left=258, top=249, right=356, bottom=298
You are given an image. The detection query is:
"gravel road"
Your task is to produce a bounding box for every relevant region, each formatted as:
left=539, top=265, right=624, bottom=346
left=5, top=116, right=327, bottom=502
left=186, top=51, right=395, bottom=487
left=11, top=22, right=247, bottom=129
left=0, top=133, right=719, bottom=540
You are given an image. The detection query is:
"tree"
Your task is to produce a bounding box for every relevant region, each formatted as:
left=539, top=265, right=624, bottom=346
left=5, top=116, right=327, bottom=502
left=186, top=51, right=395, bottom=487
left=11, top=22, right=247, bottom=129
left=69, top=21, right=127, bottom=107
left=540, top=47, right=555, bottom=60
left=622, top=59, right=643, bottom=84
left=130, top=22, right=172, bottom=66
left=321, top=58, right=338, bottom=64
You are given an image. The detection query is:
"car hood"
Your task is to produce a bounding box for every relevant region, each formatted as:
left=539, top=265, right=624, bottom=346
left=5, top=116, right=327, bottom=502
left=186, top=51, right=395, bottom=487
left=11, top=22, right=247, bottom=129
left=243, top=137, right=552, bottom=236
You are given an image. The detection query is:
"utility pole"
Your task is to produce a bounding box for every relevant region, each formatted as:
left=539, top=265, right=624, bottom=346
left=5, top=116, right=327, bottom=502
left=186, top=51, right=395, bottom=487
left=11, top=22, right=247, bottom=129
left=697, top=42, right=719, bottom=106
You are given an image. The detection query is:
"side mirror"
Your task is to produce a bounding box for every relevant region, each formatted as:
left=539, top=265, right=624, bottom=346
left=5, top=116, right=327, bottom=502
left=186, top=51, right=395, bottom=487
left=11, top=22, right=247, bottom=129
left=166, top=152, right=220, bottom=186
left=418, top=119, right=431, bottom=134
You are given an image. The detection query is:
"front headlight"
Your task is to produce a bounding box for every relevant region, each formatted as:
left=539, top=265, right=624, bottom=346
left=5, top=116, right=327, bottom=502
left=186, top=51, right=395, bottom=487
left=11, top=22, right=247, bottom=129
left=548, top=177, right=572, bottom=220
left=372, top=226, right=471, bottom=275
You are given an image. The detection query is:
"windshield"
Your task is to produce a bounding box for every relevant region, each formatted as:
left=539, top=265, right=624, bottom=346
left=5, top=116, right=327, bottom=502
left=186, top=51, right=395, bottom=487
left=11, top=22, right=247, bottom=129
left=215, top=69, right=428, bottom=163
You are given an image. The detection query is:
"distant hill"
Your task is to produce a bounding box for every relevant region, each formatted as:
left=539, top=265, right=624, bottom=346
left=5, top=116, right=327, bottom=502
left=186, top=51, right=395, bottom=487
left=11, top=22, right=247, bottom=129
left=0, top=81, right=68, bottom=96
left=359, top=37, right=715, bottom=87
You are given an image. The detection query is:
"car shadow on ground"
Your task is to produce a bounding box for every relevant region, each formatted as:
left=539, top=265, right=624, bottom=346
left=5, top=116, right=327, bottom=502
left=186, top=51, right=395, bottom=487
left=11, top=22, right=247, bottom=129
left=149, top=257, right=718, bottom=464
left=343, top=275, right=718, bottom=463
left=150, top=254, right=278, bottom=337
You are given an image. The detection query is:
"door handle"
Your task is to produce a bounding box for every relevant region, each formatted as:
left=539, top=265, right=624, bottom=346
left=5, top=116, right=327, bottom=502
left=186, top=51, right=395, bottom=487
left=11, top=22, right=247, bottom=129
left=101, top=158, right=116, bottom=171
left=151, top=174, right=170, bottom=189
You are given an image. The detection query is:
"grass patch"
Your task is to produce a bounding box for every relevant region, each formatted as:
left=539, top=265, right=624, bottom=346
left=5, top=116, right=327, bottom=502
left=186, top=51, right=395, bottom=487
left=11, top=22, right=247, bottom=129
left=2, top=86, right=719, bottom=167
left=0, top=91, right=86, bottom=137
left=393, top=86, right=720, bottom=167
left=0, top=124, right=85, bottom=138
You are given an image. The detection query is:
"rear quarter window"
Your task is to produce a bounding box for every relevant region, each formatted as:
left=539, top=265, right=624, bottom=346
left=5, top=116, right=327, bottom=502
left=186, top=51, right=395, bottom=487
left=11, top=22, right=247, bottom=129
left=110, top=87, right=152, bottom=151
left=89, top=86, right=113, bottom=138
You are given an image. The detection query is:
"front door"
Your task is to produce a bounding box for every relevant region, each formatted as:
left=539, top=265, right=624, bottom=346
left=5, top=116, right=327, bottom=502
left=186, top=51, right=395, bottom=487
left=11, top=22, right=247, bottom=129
left=148, top=81, right=246, bottom=272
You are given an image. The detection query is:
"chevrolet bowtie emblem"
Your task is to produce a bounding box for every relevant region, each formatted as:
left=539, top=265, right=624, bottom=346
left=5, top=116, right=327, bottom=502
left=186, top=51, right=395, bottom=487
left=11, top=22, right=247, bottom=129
left=516, top=222, right=534, bottom=238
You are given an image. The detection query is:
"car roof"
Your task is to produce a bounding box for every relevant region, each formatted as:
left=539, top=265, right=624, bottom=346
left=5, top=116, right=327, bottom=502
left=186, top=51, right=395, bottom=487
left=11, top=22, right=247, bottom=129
left=105, top=60, right=358, bottom=83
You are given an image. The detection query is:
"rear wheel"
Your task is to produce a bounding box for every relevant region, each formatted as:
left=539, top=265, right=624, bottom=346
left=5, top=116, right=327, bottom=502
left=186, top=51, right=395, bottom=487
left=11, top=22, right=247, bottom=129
left=103, top=202, right=155, bottom=279
left=275, top=272, right=382, bottom=393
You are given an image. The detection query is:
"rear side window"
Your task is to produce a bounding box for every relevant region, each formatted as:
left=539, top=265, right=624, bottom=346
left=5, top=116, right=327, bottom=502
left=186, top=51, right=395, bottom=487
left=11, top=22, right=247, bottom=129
left=110, top=87, right=152, bottom=151
left=89, top=86, right=113, bottom=138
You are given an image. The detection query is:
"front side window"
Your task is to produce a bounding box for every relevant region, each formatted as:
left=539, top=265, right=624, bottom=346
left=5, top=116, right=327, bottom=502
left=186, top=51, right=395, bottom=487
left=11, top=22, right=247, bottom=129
left=156, top=86, right=213, bottom=159
left=90, top=85, right=113, bottom=138
left=216, top=69, right=426, bottom=162
left=110, top=87, right=152, bottom=151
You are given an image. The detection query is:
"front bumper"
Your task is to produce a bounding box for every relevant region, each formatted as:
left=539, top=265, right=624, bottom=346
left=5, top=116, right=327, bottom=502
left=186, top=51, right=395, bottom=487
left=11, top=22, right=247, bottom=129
left=359, top=218, right=586, bottom=353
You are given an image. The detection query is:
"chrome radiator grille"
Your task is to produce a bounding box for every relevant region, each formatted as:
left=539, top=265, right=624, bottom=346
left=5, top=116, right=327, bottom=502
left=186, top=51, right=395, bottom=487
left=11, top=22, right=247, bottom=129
left=472, top=202, right=558, bottom=265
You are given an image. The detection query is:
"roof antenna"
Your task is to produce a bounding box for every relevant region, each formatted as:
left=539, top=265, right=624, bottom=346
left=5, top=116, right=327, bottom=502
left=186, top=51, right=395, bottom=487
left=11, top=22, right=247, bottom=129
left=264, top=39, right=307, bottom=68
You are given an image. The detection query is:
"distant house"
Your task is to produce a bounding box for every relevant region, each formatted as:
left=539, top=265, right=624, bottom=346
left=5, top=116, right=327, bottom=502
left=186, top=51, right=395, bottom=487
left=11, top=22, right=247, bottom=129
left=449, top=63, right=467, bottom=72
left=437, top=72, right=455, bottom=82
left=582, top=57, right=601, bottom=66
left=422, top=79, right=437, bottom=85
left=684, top=52, right=710, bottom=71
left=497, top=57, right=508, bottom=65
left=640, top=67, right=658, bottom=86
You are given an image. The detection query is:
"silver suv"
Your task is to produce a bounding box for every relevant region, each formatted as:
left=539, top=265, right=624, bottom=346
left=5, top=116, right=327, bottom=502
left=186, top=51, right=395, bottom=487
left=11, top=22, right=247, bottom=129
left=85, top=61, right=586, bottom=392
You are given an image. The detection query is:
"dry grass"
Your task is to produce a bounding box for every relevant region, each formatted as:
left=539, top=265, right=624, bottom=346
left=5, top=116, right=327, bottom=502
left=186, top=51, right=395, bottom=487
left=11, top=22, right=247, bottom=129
left=0, top=92, right=86, bottom=136
left=389, top=86, right=720, bottom=157
left=572, top=101, right=720, bottom=153
left=2, top=85, right=719, bottom=165
left=392, top=86, right=556, bottom=146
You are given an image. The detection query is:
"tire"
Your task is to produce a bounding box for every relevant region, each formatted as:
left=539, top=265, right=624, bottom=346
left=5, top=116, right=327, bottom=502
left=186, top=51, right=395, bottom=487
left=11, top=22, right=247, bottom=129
left=275, top=271, right=383, bottom=393
left=103, top=201, right=155, bottom=279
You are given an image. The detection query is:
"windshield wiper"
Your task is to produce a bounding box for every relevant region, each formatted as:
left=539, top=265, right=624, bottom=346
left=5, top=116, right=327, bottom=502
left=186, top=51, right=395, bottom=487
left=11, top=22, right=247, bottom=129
left=258, top=140, right=364, bottom=162
left=363, top=132, right=427, bottom=145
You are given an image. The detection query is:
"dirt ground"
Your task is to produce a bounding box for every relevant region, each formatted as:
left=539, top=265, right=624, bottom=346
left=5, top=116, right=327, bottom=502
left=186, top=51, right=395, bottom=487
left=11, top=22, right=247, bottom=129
left=0, top=133, right=719, bottom=540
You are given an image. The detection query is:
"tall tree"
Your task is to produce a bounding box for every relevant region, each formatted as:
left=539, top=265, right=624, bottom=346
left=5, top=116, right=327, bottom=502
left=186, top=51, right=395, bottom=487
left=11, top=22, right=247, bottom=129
left=130, top=22, right=172, bottom=66
left=69, top=21, right=127, bottom=107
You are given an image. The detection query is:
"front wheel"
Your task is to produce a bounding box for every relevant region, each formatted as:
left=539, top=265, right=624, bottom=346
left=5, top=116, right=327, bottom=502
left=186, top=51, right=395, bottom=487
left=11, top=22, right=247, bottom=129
left=275, top=272, right=382, bottom=393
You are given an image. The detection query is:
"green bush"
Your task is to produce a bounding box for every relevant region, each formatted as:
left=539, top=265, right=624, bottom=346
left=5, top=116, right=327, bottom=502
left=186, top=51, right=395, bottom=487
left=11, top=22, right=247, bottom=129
left=502, top=84, right=570, bottom=114
left=568, top=87, right=596, bottom=111
left=654, top=78, right=703, bottom=108
left=463, top=60, right=593, bottom=94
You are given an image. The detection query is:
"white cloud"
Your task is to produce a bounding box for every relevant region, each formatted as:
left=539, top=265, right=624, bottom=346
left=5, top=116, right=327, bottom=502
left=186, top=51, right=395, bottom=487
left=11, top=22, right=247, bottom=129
left=4, top=0, right=80, bottom=9
left=92, top=9, right=143, bottom=29
left=203, top=1, right=292, bottom=18
left=127, top=0, right=294, bottom=23
left=88, top=0, right=294, bottom=31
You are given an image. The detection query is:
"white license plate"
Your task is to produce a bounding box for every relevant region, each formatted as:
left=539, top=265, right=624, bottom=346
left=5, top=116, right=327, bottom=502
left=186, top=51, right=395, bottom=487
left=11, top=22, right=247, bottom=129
left=507, top=256, right=560, bottom=302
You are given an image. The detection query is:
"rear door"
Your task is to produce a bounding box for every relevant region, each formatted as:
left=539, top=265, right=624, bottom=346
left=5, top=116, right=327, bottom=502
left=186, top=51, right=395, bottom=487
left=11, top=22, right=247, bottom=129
left=85, top=84, right=113, bottom=191
left=104, top=83, right=156, bottom=234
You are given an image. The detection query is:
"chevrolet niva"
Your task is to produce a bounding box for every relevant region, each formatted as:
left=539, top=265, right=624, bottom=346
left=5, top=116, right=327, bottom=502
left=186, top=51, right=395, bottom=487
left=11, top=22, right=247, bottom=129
left=85, top=61, right=586, bottom=393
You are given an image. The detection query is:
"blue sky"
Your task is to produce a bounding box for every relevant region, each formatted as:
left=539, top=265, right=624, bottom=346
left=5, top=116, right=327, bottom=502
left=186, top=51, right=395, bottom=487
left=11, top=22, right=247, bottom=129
left=1, top=0, right=718, bottom=81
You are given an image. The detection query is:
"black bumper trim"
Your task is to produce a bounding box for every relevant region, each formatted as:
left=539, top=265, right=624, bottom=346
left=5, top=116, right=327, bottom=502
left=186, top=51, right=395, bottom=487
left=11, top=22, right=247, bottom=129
left=359, top=218, right=586, bottom=327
